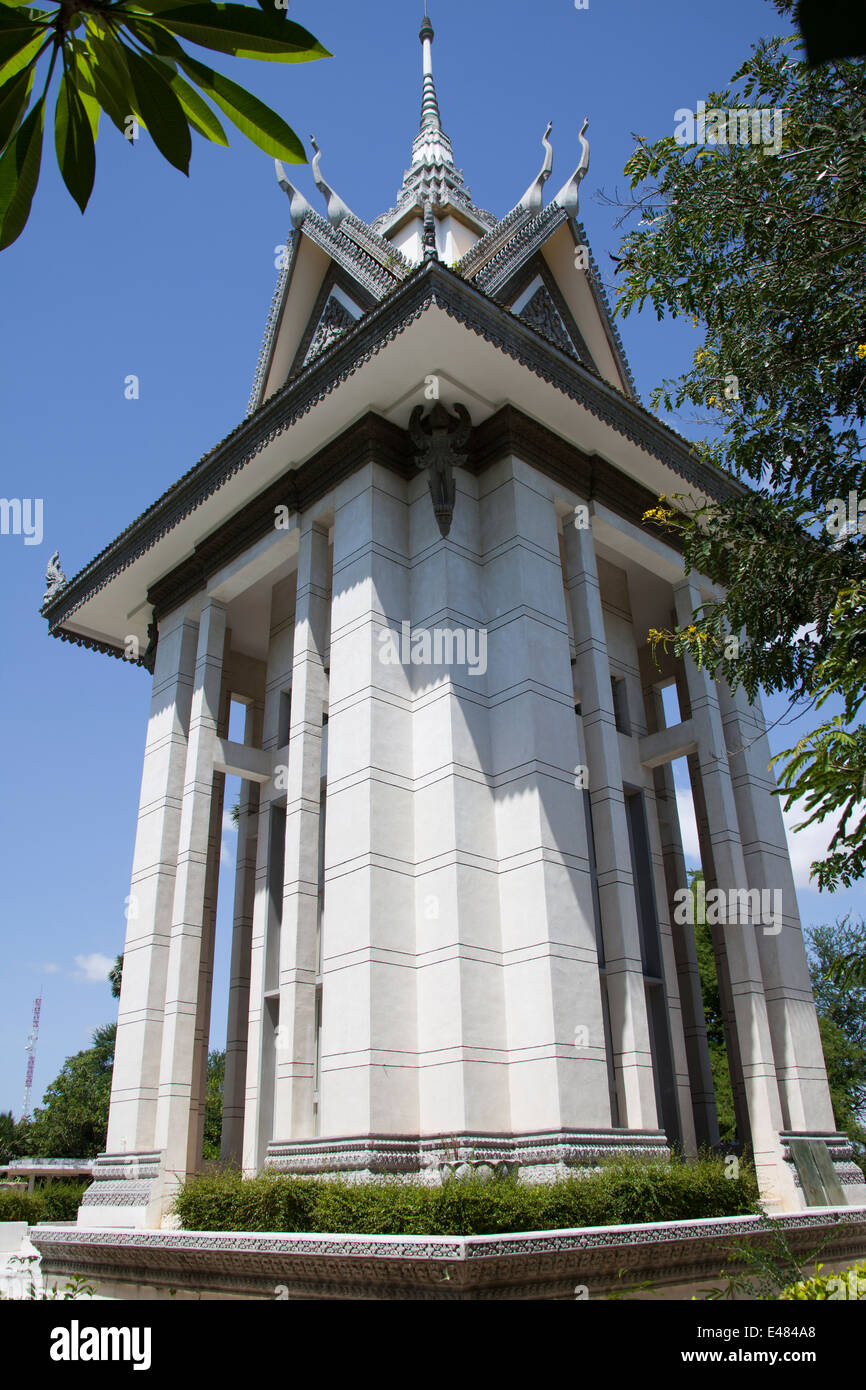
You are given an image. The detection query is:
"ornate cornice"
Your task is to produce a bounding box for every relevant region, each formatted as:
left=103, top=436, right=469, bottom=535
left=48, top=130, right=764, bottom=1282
left=43, top=262, right=741, bottom=656
left=477, top=204, right=569, bottom=297
left=146, top=414, right=412, bottom=619
left=453, top=204, right=535, bottom=279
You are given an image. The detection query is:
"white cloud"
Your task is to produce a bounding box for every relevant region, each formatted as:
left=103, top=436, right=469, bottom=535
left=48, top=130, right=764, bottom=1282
left=73, top=952, right=115, bottom=983
left=779, top=801, right=851, bottom=892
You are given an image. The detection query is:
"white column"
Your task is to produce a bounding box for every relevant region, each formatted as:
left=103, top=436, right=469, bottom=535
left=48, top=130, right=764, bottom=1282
left=153, top=599, right=227, bottom=1201
left=483, top=461, right=611, bottom=1135
left=674, top=580, right=799, bottom=1209
left=641, top=779, right=699, bottom=1154
left=564, top=519, right=658, bottom=1129
left=221, top=699, right=264, bottom=1163
left=243, top=579, right=293, bottom=1173
left=411, top=463, right=510, bottom=1135
left=648, top=715, right=719, bottom=1147
left=189, top=671, right=230, bottom=1163
left=105, top=609, right=198, bottom=1159
left=717, top=680, right=836, bottom=1134
left=319, top=464, right=418, bottom=1136
left=273, top=520, right=330, bottom=1141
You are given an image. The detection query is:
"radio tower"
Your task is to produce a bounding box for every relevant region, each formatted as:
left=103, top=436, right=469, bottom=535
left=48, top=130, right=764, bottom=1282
left=22, top=996, right=42, bottom=1121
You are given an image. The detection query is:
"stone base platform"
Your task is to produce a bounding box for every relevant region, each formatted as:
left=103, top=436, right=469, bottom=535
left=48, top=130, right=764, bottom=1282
left=265, top=1129, right=670, bottom=1183
left=31, top=1208, right=866, bottom=1301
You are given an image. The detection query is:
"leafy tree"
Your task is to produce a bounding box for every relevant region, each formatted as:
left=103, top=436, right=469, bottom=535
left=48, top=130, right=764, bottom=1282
left=202, top=1047, right=224, bottom=1159
left=612, top=1, right=866, bottom=893
left=109, top=953, right=123, bottom=999
left=0, top=1108, right=27, bottom=1163
left=25, top=1023, right=115, bottom=1158
left=0, top=1, right=329, bottom=248
left=806, top=917, right=866, bottom=1170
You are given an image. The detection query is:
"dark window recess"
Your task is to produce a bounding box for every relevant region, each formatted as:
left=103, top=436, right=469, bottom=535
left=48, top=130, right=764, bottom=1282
left=582, top=786, right=620, bottom=1125
left=574, top=701, right=582, bottom=717
left=600, top=979, right=620, bottom=1128
left=625, top=792, right=661, bottom=979
left=646, top=980, right=681, bottom=1149
left=278, top=690, right=292, bottom=746
left=265, top=804, right=286, bottom=995
left=610, top=676, right=630, bottom=735
left=582, top=790, right=604, bottom=966
left=625, top=789, right=681, bottom=1146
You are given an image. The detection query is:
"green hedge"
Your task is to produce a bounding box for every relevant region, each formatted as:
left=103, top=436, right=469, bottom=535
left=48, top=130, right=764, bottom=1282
left=779, top=1260, right=866, bottom=1300
left=174, top=1154, right=759, bottom=1235
left=0, top=1182, right=86, bottom=1224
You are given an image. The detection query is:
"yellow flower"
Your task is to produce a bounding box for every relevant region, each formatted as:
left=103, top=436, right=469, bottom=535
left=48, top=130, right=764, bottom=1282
left=707, top=395, right=719, bottom=407
left=857, top=344, right=866, bottom=360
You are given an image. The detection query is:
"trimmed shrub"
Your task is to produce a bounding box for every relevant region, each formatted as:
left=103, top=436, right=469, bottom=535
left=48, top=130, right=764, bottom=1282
left=174, top=1152, right=759, bottom=1235
left=778, top=1260, right=866, bottom=1300
left=0, top=1190, right=44, bottom=1223
left=0, top=1182, right=85, bottom=1225
left=40, top=1182, right=86, bottom=1222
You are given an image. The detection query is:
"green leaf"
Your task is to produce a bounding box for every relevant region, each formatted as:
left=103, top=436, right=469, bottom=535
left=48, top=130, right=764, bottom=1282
left=78, top=40, right=131, bottom=137
left=165, top=65, right=227, bottom=144
left=55, top=68, right=95, bottom=212
left=178, top=51, right=304, bottom=160
left=84, top=24, right=140, bottom=122
left=0, top=29, right=47, bottom=84
left=0, top=59, right=34, bottom=153
left=0, top=93, right=44, bottom=250
left=118, top=13, right=186, bottom=60
left=124, top=46, right=192, bottom=173
left=154, top=6, right=330, bottom=63
left=0, top=7, right=48, bottom=30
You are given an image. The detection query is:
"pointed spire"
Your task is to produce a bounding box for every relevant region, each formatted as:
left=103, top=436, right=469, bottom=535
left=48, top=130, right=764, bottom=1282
left=373, top=10, right=495, bottom=237
left=419, top=12, right=442, bottom=132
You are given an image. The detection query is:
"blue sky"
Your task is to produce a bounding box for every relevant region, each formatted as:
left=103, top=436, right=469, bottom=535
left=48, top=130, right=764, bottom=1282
left=1, top=0, right=860, bottom=1117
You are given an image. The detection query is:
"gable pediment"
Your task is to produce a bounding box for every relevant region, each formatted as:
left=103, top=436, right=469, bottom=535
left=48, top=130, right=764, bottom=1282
left=300, top=287, right=364, bottom=370
left=510, top=272, right=589, bottom=366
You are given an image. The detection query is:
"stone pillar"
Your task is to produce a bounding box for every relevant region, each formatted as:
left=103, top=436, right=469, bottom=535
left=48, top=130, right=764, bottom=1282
left=674, top=580, right=798, bottom=1209
left=105, top=610, right=198, bottom=1160
left=272, top=520, right=330, bottom=1143
left=644, top=680, right=718, bottom=1148
left=153, top=599, right=227, bottom=1207
left=641, top=776, right=699, bottom=1155
left=402, top=462, right=507, bottom=1138
left=243, top=579, right=293, bottom=1174
left=189, top=666, right=230, bottom=1165
left=221, top=699, right=264, bottom=1164
left=716, top=681, right=836, bottom=1135
left=482, top=462, right=611, bottom=1136
left=563, top=519, right=658, bottom=1129
left=78, top=611, right=199, bottom=1228
left=316, top=464, right=418, bottom=1139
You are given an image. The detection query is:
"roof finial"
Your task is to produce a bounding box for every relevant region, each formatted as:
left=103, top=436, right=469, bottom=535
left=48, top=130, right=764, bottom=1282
left=274, top=159, right=313, bottom=228
left=554, top=119, right=590, bottom=219
left=309, top=135, right=354, bottom=228
left=419, top=9, right=441, bottom=133
left=517, top=122, right=554, bottom=214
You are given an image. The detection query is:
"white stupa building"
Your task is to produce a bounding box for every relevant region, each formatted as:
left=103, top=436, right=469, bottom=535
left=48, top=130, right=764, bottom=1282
left=43, top=15, right=865, bottom=1224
